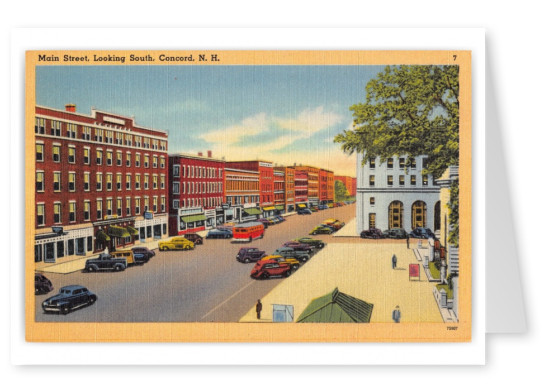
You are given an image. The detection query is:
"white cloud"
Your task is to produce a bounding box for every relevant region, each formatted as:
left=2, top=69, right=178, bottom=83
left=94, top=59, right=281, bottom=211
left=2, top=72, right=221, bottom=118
left=276, top=106, right=343, bottom=134
left=200, top=112, right=267, bottom=144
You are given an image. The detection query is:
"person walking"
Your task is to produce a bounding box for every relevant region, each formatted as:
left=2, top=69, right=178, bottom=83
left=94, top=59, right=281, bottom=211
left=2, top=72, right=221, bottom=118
left=392, top=254, right=397, bottom=269
left=406, top=235, right=410, bottom=249
left=392, top=306, right=401, bottom=323
left=256, top=299, right=263, bottom=320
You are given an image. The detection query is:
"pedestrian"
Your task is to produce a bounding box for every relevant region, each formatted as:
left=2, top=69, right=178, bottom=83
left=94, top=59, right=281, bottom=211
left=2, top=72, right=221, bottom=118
left=392, top=306, right=401, bottom=323
left=406, top=235, right=410, bottom=249
left=392, top=254, right=397, bottom=269
left=256, top=299, right=262, bottom=320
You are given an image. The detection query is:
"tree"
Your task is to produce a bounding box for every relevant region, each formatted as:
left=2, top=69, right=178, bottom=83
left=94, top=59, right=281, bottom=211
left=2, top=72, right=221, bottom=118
left=334, top=180, right=350, bottom=201
left=335, top=65, right=460, bottom=244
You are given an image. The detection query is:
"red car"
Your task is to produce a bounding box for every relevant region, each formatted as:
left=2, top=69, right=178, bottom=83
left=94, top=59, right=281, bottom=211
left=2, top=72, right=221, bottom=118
left=250, top=258, right=292, bottom=279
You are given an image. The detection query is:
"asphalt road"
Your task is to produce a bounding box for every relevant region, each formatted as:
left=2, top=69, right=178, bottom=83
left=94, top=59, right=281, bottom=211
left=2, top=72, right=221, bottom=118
left=35, top=204, right=356, bottom=323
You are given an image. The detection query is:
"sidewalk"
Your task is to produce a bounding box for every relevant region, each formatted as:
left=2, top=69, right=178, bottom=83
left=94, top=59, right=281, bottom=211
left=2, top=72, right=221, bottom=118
left=332, top=217, right=359, bottom=237
left=35, top=239, right=161, bottom=275
left=240, top=241, right=442, bottom=323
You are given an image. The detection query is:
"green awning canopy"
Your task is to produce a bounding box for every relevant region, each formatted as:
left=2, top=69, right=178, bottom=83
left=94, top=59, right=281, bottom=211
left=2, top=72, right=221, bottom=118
left=127, top=226, right=139, bottom=236
left=243, top=207, right=262, bottom=215
left=96, top=230, right=110, bottom=243
left=108, top=225, right=130, bottom=238
left=297, top=288, right=373, bottom=323
left=180, top=214, right=206, bottom=223
left=275, top=205, right=284, bottom=210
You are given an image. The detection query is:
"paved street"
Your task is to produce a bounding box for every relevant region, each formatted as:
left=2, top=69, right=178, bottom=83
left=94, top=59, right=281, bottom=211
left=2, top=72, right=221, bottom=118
left=35, top=204, right=356, bottom=322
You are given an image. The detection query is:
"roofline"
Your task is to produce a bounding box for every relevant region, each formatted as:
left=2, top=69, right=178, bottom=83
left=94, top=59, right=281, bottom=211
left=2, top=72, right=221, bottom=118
left=169, top=153, right=225, bottom=163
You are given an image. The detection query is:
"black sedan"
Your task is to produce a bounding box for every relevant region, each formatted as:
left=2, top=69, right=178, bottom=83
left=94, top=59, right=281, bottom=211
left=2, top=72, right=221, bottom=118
left=206, top=229, right=233, bottom=239
left=42, top=285, right=97, bottom=315
left=360, top=228, right=384, bottom=239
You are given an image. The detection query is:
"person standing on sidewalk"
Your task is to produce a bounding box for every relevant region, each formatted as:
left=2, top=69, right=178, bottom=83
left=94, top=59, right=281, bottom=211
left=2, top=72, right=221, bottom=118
left=392, top=254, right=397, bottom=269
left=256, top=299, right=262, bottom=320
left=406, top=235, right=410, bottom=249
left=392, top=306, right=401, bottom=323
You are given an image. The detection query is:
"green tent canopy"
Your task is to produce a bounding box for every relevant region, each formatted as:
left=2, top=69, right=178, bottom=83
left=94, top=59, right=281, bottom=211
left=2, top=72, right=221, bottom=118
left=95, top=230, right=111, bottom=243
left=243, top=208, right=262, bottom=215
left=297, top=288, right=373, bottom=323
left=180, top=214, right=206, bottom=223
left=108, top=225, right=130, bottom=238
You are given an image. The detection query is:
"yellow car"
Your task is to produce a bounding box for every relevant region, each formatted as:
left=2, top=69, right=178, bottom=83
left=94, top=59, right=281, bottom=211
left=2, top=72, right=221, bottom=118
left=158, top=237, right=195, bottom=251
left=260, top=255, right=300, bottom=271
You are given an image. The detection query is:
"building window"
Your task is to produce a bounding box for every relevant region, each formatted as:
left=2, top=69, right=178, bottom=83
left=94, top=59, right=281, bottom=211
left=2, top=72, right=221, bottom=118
left=388, top=201, right=404, bottom=229
left=160, top=175, right=165, bottom=189
left=153, top=197, right=158, bottom=213
left=410, top=175, right=416, bottom=186
left=173, top=164, right=180, bottom=177
left=35, top=118, right=45, bottom=134
left=144, top=174, right=149, bottom=190
left=52, top=145, right=61, bottom=162
left=153, top=156, right=158, bottom=168
left=53, top=202, right=62, bottom=224
left=117, top=173, right=122, bottom=191
left=144, top=197, right=149, bottom=212
left=96, top=149, right=103, bottom=165
left=422, top=175, right=429, bottom=186
left=106, top=173, right=113, bottom=191
left=411, top=159, right=417, bottom=169
left=399, top=157, right=405, bottom=169
left=69, top=202, right=76, bottom=222
left=106, top=199, right=113, bottom=216
left=37, top=204, right=45, bottom=226
left=116, top=198, right=122, bottom=216
left=153, top=175, right=158, bottom=189
left=106, top=151, right=113, bottom=166
left=135, top=153, right=140, bottom=167
left=83, top=147, right=90, bottom=165
left=144, top=155, right=149, bottom=168
left=83, top=201, right=90, bottom=221
left=161, top=196, right=166, bottom=212
left=411, top=201, right=427, bottom=229
left=173, top=182, right=180, bottom=194
left=36, top=143, right=44, bottom=162
left=95, top=128, right=103, bottom=143
left=126, top=198, right=131, bottom=216
left=135, top=174, right=141, bottom=190
left=369, top=197, right=375, bottom=205
left=36, top=171, right=44, bottom=192
left=51, top=121, right=61, bottom=136
left=83, top=172, right=90, bottom=191
left=369, top=175, right=375, bottom=186
left=83, top=126, right=91, bottom=140
left=399, top=175, right=405, bottom=186
left=387, top=175, right=393, bottom=186
left=96, top=200, right=103, bottom=219
left=369, top=157, right=376, bottom=169
left=126, top=152, right=131, bottom=167
left=67, top=123, right=77, bottom=139
left=126, top=174, right=131, bottom=190
left=116, top=151, right=122, bottom=166
left=53, top=172, right=61, bottom=192
left=135, top=198, right=140, bottom=215
left=369, top=213, right=376, bottom=229
left=68, top=172, right=76, bottom=192
left=96, top=173, right=103, bottom=191
left=387, top=158, right=394, bottom=169
left=160, top=156, right=165, bottom=169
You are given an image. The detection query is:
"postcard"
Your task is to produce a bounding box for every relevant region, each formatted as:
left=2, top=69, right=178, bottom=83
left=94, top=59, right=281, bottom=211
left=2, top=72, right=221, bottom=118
left=25, top=49, right=472, bottom=344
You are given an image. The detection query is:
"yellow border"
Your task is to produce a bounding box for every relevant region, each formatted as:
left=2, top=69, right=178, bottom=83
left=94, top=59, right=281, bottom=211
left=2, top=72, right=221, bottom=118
left=25, top=50, right=472, bottom=342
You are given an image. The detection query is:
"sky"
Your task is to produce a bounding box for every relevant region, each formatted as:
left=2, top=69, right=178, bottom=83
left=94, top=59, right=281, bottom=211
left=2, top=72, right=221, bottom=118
left=36, top=65, right=385, bottom=177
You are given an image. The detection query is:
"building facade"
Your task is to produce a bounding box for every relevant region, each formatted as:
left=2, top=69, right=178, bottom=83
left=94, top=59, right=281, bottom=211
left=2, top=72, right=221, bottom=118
left=335, top=175, right=356, bottom=198
left=295, top=165, right=320, bottom=208
left=319, top=169, right=334, bottom=205
left=168, top=152, right=225, bottom=236
left=273, top=167, right=286, bottom=214
left=226, top=161, right=274, bottom=217
left=294, top=169, right=308, bottom=209
left=284, top=166, right=295, bottom=212
left=224, top=167, right=260, bottom=222
left=356, top=155, right=440, bottom=234
left=34, top=104, right=169, bottom=264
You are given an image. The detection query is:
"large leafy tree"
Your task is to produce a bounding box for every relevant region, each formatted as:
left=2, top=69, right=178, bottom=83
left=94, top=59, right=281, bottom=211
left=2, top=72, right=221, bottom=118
left=335, top=65, right=460, bottom=244
left=334, top=180, right=350, bottom=201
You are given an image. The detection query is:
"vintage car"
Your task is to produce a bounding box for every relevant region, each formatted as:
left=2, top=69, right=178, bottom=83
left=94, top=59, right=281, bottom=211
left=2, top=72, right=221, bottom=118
left=273, top=246, right=310, bottom=262
left=273, top=215, right=286, bottom=223
left=297, top=208, right=312, bottom=215
left=360, top=228, right=384, bottom=239
left=310, top=206, right=319, bottom=212
left=282, top=241, right=314, bottom=253
left=255, top=218, right=271, bottom=228
left=267, top=217, right=281, bottom=225
left=323, top=218, right=345, bottom=230
left=236, top=247, right=266, bottom=263
left=261, top=254, right=300, bottom=270
left=184, top=233, right=204, bottom=245
left=318, top=204, right=328, bottom=210
left=206, top=229, right=233, bottom=239
left=35, top=273, right=53, bottom=294
left=409, top=227, right=436, bottom=239
left=309, top=225, right=333, bottom=235
left=85, top=254, right=128, bottom=272
left=42, top=285, right=97, bottom=315
left=382, top=228, right=409, bottom=239
left=294, top=237, right=325, bottom=249
left=158, top=236, right=195, bottom=251
left=132, top=246, right=155, bottom=261
left=250, top=258, right=292, bottom=279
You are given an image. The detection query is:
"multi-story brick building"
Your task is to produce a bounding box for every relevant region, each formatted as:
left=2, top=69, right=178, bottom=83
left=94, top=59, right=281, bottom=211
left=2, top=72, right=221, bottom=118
left=327, top=170, right=335, bottom=204
left=34, top=104, right=169, bottom=264
left=273, top=167, right=286, bottom=215
left=284, top=166, right=295, bottom=213
left=224, top=167, right=260, bottom=222
left=226, top=161, right=274, bottom=217
left=319, top=169, right=334, bottom=205
left=294, top=169, right=308, bottom=209
left=168, top=152, right=225, bottom=236
left=295, top=165, right=320, bottom=208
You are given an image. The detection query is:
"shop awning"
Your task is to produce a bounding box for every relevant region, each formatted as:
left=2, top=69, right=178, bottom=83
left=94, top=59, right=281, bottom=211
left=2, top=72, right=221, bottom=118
left=297, top=204, right=307, bottom=208
left=127, top=226, right=139, bottom=236
left=181, top=214, right=206, bottom=223
left=262, top=206, right=275, bottom=211
left=108, top=225, right=130, bottom=238
left=297, top=288, right=373, bottom=323
left=96, top=230, right=110, bottom=243
left=275, top=205, right=284, bottom=210
left=243, top=207, right=262, bottom=215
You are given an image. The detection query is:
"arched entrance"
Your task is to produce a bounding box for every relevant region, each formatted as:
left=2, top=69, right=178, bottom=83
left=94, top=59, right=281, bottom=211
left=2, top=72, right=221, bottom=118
left=411, top=201, right=427, bottom=229
left=434, top=201, right=441, bottom=232
left=388, top=201, right=403, bottom=229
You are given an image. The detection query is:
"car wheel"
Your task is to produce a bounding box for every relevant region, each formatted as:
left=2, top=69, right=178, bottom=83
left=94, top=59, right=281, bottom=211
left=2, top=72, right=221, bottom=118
left=292, top=265, right=299, bottom=271
left=262, top=272, right=269, bottom=279
left=87, top=265, right=95, bottom=273
left=301, top=256, right=309, bottom=262
left=61, top=306, right=70, bottom=315
left=318, top=243, right=324, bottom=249
left=249, top=236, right=252, bottom=242
left=285, top=270, right=291, bottom=277
left=114, top=265, right=122, bottom=272
left=89, top=296, right=96, bottom=305
left=35, top=287, right=40, bottom=294
left=245, top=258, right=251, bottom=264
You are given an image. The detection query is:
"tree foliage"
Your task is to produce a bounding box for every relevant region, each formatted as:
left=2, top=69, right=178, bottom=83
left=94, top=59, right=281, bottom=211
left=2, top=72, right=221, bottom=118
left=447, top=179, right=459, bottom=247
left=334, top=65, right=459, bottom=179
left=334, top=180, right=350, bottom=201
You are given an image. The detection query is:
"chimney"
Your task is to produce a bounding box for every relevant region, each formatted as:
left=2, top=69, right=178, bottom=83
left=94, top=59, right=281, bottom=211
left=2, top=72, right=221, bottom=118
left=207, top=150, right=212, bottom=158
left=198, top=152, right=203, bottom=157
left=65, top=103, right=76, bottom=112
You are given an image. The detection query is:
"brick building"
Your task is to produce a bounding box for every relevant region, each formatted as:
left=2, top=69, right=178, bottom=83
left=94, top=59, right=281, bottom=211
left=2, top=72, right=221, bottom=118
left=283, top=166, right=296, bottom=213
left=294, top=169, right=308, bottom=209
left=34, top=104, right=169, bottom=264
left=168, top=152, right=225, bottom=236
left=335, top=175, right=357, bottom=198
left=224, top=167, right=260, bottom=222
left=226, top=161, right=274, bottom=217
left=273, top=167, right=286, bottom=214
left=295, top=165, right=320, bottom=208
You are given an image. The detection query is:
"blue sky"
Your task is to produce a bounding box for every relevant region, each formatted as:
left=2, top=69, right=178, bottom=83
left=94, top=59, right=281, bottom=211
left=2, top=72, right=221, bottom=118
left=36, top=65, right=385, bottom=176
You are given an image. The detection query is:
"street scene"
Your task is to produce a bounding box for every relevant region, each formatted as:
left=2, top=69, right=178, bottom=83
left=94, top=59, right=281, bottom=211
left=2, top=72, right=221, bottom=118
left=32, top=60, right=461, bottom=325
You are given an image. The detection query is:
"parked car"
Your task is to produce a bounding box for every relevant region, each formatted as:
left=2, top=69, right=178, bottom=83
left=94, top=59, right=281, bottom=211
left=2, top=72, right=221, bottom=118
left=256, top=218, right=271, bottom=228
left=111, top=249, right=144, bottom=266
left=184, top=233, right=204, bottom=245
left=132, top=246, right=155, bottom=261
left=319, top=224, right=337, bottom=233
left=261, top=254, right=300, bottom=270
left=42, top=285, right=97, bottom=315
left=295, top=236, right=325, bottom=249
left=158, top=236, right=195, bottom=251
left=250, top=258, right=292, bottom=279
left=318, top=204, right=328, bottom=210
left=282, top=241, right=314, bottom=253
left=206, top=229, right=233, bottom=239
left=409, top=227, right=436, bottom=239
left=323, top=218, right=345, bottom=230
left=267, top=217, right=281, bottom=225
left=309, top=225, right=333, bottom=235
left=35, top=273, right=53, bottom=294
left=310, top=206, right=319, bottom=212
left=236, top=247, right=266, bottom=263
left=274, top=215, right=286, bottom=223
left=85, top=253, right=128, bottom=272
left=382, top=228, right=408, bottom=239
left=273, top=246, right=310, bottom=262
left=297, top=208, right=312, bottom=215
left=360, top=228, right=384, bottom=239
